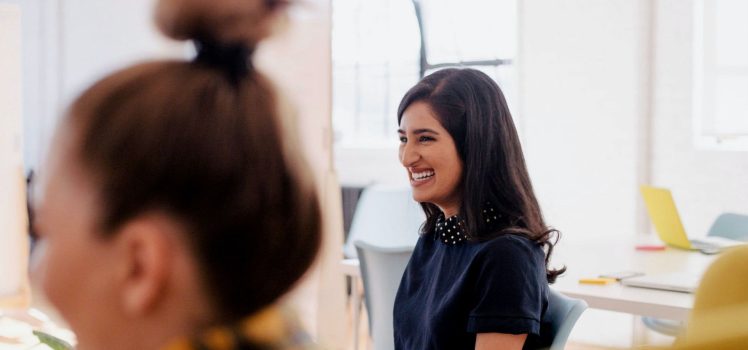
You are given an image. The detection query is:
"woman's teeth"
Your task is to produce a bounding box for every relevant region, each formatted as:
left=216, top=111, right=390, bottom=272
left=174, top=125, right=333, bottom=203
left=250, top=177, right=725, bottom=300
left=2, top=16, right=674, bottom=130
left=412, top=170, right=435, bottom=181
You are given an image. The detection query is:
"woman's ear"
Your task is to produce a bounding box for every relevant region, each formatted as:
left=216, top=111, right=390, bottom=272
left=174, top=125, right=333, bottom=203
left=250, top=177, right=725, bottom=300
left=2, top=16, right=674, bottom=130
left=114, top=215, right=175, bottom=317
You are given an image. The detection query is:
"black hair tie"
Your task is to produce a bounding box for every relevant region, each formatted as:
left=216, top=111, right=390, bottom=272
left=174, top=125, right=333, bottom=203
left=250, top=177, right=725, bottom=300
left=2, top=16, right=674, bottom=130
left=193, top=39, right=252, bottom=84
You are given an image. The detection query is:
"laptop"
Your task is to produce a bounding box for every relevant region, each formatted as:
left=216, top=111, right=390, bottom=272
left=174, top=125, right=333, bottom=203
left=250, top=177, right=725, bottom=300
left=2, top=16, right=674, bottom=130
left=640, top=185, right=745, bottom=252
left=621, top=272, right=701, bottom=293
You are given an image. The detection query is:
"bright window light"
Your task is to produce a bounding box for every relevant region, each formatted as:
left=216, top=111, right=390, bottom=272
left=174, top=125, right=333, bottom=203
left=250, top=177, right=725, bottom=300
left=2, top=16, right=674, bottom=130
left=693, top=0, right=748, bottom=150
left=332, top=0, right=518, bottom=149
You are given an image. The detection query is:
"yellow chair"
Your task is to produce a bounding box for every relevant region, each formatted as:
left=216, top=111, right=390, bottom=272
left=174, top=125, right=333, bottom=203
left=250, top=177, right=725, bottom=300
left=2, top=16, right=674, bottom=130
left=669, top=245, right=748, bottom=349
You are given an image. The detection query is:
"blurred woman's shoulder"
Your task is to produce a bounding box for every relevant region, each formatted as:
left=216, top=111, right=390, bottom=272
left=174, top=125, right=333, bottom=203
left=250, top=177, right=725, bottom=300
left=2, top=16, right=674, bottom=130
left=163, top=304, right=319, bottom=350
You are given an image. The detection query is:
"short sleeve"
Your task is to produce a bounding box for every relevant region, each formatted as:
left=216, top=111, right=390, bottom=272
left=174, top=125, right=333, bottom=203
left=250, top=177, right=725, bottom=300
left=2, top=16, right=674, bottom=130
left=466, top=235, right=548, bottom=336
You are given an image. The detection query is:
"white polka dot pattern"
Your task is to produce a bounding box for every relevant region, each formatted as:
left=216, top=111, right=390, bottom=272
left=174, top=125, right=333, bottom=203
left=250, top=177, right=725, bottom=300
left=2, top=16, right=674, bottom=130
left=435, top=202, right=502, bottom=246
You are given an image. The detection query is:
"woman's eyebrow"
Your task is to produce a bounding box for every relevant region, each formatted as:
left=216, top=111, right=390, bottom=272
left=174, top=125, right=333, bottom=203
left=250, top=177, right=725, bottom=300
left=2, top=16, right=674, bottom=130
left=397, top=128, right=439, bottom=135
left=413, top=128, right=439, bottom=135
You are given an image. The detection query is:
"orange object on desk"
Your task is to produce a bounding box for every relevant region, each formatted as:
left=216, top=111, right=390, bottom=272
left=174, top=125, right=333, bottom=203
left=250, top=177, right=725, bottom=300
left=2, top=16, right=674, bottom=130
left=635, top=244, right=666, bottom=251
left=578, top=278, right=617, bottom=285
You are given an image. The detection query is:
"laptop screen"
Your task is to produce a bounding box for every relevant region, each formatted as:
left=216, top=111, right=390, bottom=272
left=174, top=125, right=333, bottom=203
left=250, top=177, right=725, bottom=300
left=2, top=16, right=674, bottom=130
left=640, top=185, right=693, bottom=250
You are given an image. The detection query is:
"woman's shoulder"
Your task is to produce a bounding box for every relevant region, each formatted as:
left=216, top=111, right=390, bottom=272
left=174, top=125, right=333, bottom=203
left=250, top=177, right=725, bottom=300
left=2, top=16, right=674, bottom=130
left=478, top=232, right=539, bottom=251
left=474, top=233, right=544, bottom=263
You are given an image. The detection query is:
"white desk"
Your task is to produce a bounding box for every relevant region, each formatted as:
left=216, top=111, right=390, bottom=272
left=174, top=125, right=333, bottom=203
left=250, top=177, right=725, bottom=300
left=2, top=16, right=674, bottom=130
left=550, top=235, right=717, bottom=321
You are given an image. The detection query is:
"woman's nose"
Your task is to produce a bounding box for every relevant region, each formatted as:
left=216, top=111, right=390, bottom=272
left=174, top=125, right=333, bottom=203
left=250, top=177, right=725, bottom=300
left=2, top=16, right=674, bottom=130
left=399, top=142, right=420, bottom=166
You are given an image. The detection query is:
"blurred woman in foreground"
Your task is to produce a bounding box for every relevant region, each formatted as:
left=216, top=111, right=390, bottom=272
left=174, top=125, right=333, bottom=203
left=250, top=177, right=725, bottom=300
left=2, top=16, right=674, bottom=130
left=33, top=0, right=321, bottom=349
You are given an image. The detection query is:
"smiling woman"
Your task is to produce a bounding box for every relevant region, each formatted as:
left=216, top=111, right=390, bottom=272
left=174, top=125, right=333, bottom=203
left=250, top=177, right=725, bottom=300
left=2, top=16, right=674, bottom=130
left=393, top=68, right=564, bottom=350
left=398, top=101, right=463, bottom=218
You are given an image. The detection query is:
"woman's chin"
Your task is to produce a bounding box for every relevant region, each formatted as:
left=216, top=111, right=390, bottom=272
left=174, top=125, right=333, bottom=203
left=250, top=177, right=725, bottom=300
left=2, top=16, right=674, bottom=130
left=411, top=190, right=433, bottom=204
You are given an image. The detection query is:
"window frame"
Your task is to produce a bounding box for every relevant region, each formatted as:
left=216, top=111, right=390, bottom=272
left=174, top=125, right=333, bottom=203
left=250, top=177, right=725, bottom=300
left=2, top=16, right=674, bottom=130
left=692, top=0, right=748, bottom=151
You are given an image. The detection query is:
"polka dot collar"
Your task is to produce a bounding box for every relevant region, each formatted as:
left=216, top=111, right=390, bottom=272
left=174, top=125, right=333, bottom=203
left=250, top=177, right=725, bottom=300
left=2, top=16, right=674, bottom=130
left=435, top=202, right=502, bottom=246
left=435, top=215, right=466, bottom=245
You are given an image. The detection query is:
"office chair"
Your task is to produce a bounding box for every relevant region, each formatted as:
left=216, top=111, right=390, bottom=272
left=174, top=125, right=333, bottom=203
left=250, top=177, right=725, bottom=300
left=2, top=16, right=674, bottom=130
left=669, top=245, right=748, bottom=349
left=705, top=213, right=748, bottom=241
left=343, top=184, right=423, bottom=259
left=643, top=212, right=748, bottom=336
left=544, top=289, right=588, bottom=350
left=342, top=185, right=421, bottom=350
left=355, top=241, right=414, bottom=350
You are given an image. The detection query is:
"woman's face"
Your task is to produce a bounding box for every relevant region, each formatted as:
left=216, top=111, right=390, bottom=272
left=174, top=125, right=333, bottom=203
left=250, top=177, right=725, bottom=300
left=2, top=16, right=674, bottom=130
left=32, top=129, right=123, bottom=347
left=398, top=101, right=463, bottom=216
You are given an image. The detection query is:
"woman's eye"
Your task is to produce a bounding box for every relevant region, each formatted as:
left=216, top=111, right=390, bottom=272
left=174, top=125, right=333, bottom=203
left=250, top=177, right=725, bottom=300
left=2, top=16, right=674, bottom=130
left=419, top=136, right=434, bottom=142
left=399, top=136, right=407, bottom=143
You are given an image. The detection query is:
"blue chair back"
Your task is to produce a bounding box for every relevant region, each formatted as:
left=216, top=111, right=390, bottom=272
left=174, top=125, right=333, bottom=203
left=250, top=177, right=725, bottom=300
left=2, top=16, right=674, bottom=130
left=707, top=213, right=748, bottom=241
left=355, top=241, right=414, bottom=350
left=544, top=289, right=587, bottom=350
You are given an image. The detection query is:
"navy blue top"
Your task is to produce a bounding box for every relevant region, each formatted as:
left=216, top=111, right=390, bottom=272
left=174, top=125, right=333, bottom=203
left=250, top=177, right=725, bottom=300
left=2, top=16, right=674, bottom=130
left=393, top=233, right=551, bottom=350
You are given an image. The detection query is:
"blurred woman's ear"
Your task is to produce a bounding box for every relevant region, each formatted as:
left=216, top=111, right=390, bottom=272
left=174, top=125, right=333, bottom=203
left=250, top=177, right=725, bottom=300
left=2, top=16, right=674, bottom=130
left=116, top=216, right=171, bottom=316
left=115, top=214, right=201, bottom=318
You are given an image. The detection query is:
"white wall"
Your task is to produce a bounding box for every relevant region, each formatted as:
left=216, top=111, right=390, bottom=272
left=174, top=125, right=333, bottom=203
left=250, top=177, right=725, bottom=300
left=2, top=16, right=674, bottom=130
left=518, top=0, right=651, bottom=241
left=652, top=0, right=748, bottom=236
left=6, top=0, right=59, bottom=178
left=59, top=0, right=184, bottom=100
left=0, top=2, right=30, bottom=308
left=19, top=0, right=184, bottom=172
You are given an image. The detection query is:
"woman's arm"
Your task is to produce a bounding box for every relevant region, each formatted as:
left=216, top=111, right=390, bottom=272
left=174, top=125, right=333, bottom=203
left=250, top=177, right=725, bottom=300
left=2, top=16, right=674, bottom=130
left=475, top=333, right=527, bottom=350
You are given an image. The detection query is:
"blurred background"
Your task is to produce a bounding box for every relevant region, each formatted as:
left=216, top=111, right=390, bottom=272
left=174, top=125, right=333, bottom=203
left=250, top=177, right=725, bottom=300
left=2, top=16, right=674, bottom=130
left=2, top=0, right=748, bottom=349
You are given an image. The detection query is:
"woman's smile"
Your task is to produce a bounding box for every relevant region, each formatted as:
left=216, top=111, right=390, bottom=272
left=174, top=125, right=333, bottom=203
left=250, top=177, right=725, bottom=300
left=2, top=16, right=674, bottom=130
left=409, top=168, right=435, bottom=186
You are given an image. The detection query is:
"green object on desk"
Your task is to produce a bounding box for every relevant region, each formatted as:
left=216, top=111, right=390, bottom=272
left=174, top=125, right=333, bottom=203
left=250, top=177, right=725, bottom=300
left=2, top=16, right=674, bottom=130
left=33, top=330, right=74, bottom=350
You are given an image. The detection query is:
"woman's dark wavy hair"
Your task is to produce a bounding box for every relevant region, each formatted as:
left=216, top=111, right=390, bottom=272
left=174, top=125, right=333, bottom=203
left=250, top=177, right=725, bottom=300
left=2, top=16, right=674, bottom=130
left=397, top=68, right=565, bottom=283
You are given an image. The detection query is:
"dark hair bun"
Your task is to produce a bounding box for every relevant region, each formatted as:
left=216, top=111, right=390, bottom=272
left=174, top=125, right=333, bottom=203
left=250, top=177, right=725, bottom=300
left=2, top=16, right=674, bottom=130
left=155, top=0, right=289, bottom=46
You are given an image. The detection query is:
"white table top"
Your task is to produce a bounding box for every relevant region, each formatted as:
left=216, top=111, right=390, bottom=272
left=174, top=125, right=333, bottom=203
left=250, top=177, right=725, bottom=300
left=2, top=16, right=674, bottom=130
left=550, top=235, right=717, bottom=321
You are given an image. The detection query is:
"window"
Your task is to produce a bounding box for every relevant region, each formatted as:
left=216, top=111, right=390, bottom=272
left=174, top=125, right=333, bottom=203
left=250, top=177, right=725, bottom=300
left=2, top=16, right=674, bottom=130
left=693, top=0, right=748, bottom=150
left=332, top=0, right=518, bottom=149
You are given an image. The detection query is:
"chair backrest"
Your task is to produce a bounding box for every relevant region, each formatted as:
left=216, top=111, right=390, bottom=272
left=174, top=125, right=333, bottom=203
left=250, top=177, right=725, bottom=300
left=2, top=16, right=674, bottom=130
left=355, top=241, right=414, bottom=350
left=674, top=245, right=748, bottom=350
left=343, top=185, right=423, bottom=259
left=544, top=289, right=588, bottom=350
left=707, top=213, right=748, bottom=241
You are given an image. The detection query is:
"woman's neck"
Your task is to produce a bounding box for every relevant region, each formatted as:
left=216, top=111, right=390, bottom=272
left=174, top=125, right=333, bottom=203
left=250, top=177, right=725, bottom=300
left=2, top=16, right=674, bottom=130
left=439, top=205, right=460, bottom=218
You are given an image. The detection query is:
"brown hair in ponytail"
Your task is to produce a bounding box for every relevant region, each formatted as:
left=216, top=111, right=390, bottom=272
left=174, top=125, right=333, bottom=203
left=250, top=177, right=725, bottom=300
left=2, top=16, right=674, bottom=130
left=65, top=0, right=320, bottom=321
